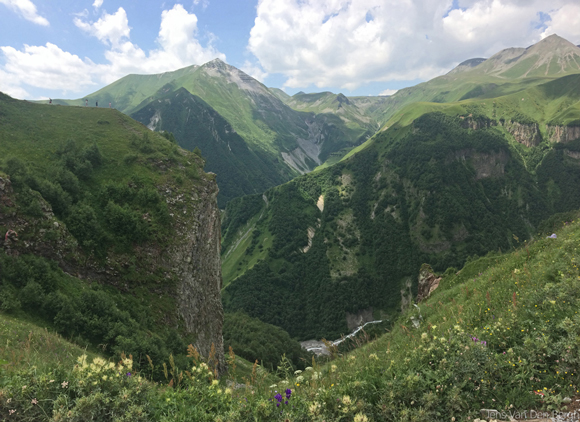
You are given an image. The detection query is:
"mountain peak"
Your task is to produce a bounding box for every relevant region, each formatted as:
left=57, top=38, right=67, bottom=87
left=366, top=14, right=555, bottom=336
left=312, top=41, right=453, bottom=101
left=529, top=33, right=579, bottom=52
left=474, top=34, right=580, bottom=79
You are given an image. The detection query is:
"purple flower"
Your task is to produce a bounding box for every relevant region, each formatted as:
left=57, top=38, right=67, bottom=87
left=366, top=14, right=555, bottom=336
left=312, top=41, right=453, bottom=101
left=276, top=403, right=280, bottom=407
left=285, top=388, right=292, bottom=399
left=126, top=372, right=131, bottom=377
left=275, top=393, right=283, bottom=403
left=285, top=400, right=288, bottom=405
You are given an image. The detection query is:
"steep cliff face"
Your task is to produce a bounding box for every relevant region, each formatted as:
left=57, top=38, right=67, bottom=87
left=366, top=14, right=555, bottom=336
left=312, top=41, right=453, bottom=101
left=171, top=178, right=225, bottom=373
left=500, top=120, right=542, bottom=147
left=546, top=125, right=580, bottom=143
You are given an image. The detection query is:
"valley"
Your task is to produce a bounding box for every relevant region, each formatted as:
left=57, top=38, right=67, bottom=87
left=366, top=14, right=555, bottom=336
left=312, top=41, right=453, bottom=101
left=1, top=33, right=580, bottom=421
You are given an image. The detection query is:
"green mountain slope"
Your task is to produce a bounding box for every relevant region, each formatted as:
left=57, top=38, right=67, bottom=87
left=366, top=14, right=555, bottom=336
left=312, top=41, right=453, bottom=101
left=57, top=59, right=375, bottom=205
left=130, top=88, right=287, bottom=207
left=220, top=74, right=580, bottom=340
left=368, top=34, right=580, bottom=126
left=0, top=92, right=223, bottom=377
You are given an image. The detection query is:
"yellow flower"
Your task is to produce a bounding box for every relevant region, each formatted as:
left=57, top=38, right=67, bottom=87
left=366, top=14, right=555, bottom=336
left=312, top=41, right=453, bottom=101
left=354, top=412, right=369, bottom=422
left=342, top=395, right=352, bottom=406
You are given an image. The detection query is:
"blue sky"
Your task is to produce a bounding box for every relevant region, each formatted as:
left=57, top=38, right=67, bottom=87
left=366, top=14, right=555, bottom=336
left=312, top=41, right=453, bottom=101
left=1, top=0, right=579, bottom=100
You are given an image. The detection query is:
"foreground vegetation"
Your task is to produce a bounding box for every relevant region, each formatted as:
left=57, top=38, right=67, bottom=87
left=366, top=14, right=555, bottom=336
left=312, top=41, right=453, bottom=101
left=2, top=212, right=579, bottom=420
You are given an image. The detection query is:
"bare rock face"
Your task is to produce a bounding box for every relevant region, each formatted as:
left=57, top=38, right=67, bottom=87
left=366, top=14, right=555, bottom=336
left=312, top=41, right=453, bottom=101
left=500, top=120, right=542, bottom=147
left=417, top=263, right=441, bottom=302
left=170, top=178, right=225, bottom=374
left=547, top=125, right=580, bottom=143
left=453, top=149, right=509, bottom=180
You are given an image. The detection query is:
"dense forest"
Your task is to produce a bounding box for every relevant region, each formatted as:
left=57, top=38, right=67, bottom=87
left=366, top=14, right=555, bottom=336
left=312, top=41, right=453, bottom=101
left=222, top=112, right=580, bottom=340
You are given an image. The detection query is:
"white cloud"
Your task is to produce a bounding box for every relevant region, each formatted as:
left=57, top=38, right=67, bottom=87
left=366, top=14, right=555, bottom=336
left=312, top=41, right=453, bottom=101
left=1, top=4, right=225, bottom=98
left=93, top=0, right=103, bottom=9
left=379, top=89, right=398, bottom=96
left=0, top=43, right=96, bottom=94
left=540, top=3, right=580, bottom=44
left=240, top=60, right=268, bottom=83
left=248, top=0, right=576, bottom=90
left=74, top=7, right=131, bottom=47
left=0, top=0, right=49, bottom=26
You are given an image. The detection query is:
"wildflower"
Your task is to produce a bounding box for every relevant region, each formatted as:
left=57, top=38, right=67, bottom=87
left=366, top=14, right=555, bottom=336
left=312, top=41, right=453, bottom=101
left=331, top=364, right=338, bottom=372
left=212, top=380, right=219, bottom=386
left=9, top=410, right=16, bottom=415
left=126, top=372, right=131, bottom=377
left=102, top=375, right=108, bottom=381
left=305, top=367, right=313, bottom=371
left=285, top=389, right=292, bottom=399
left=225, top=388, right=232, bottom=395
left=369, top=353, right=378, bottom=360
left=294, top=370, right=302, bottom=375
left=342, top=395, right=352, bottom=405
left=421, top=332, right=428, bottom=341
left=308, top=402, right=320, bottom=415
left=296, top=375, right=304, bottom=383
left=31, top=398, right=38, bottom=405
left=354, top=412, right=369, bottom=422
left=270, top=384, right=278, bottom=389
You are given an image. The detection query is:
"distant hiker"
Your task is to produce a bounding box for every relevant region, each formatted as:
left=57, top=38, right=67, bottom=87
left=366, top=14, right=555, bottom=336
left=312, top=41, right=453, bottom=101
left=109, top=102, right=111, bottom=108
left=49, top=98, right=52, bottom=104
left=96, top=100, right=98, bottom=107
left=85, top=99, right=88, bottom=106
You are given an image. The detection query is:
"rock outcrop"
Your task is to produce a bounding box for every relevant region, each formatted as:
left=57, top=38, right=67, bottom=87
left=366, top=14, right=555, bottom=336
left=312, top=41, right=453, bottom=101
left=546, top=125, right=580, bottom=143
left=417, top=264, right=441, bottom=302
left=500, top=120, right=542, bottom=147
left=172, top=178, right=225, bottom=373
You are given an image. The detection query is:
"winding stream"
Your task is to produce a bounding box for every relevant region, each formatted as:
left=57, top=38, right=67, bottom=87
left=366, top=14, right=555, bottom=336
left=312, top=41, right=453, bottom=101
left=300, top=320, right=384, bottom=355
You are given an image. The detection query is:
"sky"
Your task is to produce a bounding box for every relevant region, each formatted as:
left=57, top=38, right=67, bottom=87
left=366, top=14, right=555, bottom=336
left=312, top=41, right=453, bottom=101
left=1, top=0, right=580, bottom=100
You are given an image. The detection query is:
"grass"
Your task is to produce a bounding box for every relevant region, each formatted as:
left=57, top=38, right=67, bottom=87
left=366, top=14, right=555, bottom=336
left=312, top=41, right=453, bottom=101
left=3, top=210, right=579, bottom=420
left=221, top=208, right=273, bottom=286
left=0, top=314, right=99, bottom=375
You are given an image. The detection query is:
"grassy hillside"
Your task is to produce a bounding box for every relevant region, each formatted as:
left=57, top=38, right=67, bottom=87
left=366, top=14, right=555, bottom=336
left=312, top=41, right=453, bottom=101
left=130, top=88, right=288, bottom=207
left=2, top=211, right=578, bottom=421
left=0, top=92, right=215, bottom=378
left=220, top=73, right=580, bottom=340
left=364, top=35, right=580, bottom=127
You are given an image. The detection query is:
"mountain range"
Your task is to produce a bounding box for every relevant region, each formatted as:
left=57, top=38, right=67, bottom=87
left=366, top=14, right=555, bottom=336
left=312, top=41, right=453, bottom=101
left=220, top=35, right=580, bottom=340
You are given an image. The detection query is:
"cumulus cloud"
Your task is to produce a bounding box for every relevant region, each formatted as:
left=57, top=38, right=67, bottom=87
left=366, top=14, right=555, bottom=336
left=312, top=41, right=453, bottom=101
left=74, top=7, right=131, bottom=47
left=0, top=43, right=96, bottom=94
left=541, top=3, right=580, bottom=44
left=0, top=0, right=49, bottom=26
left=1, top=4, right=225, bottom=98
left=248, top=0, right=576, bottom=90
left=93, top=0, right=103, bottom=9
